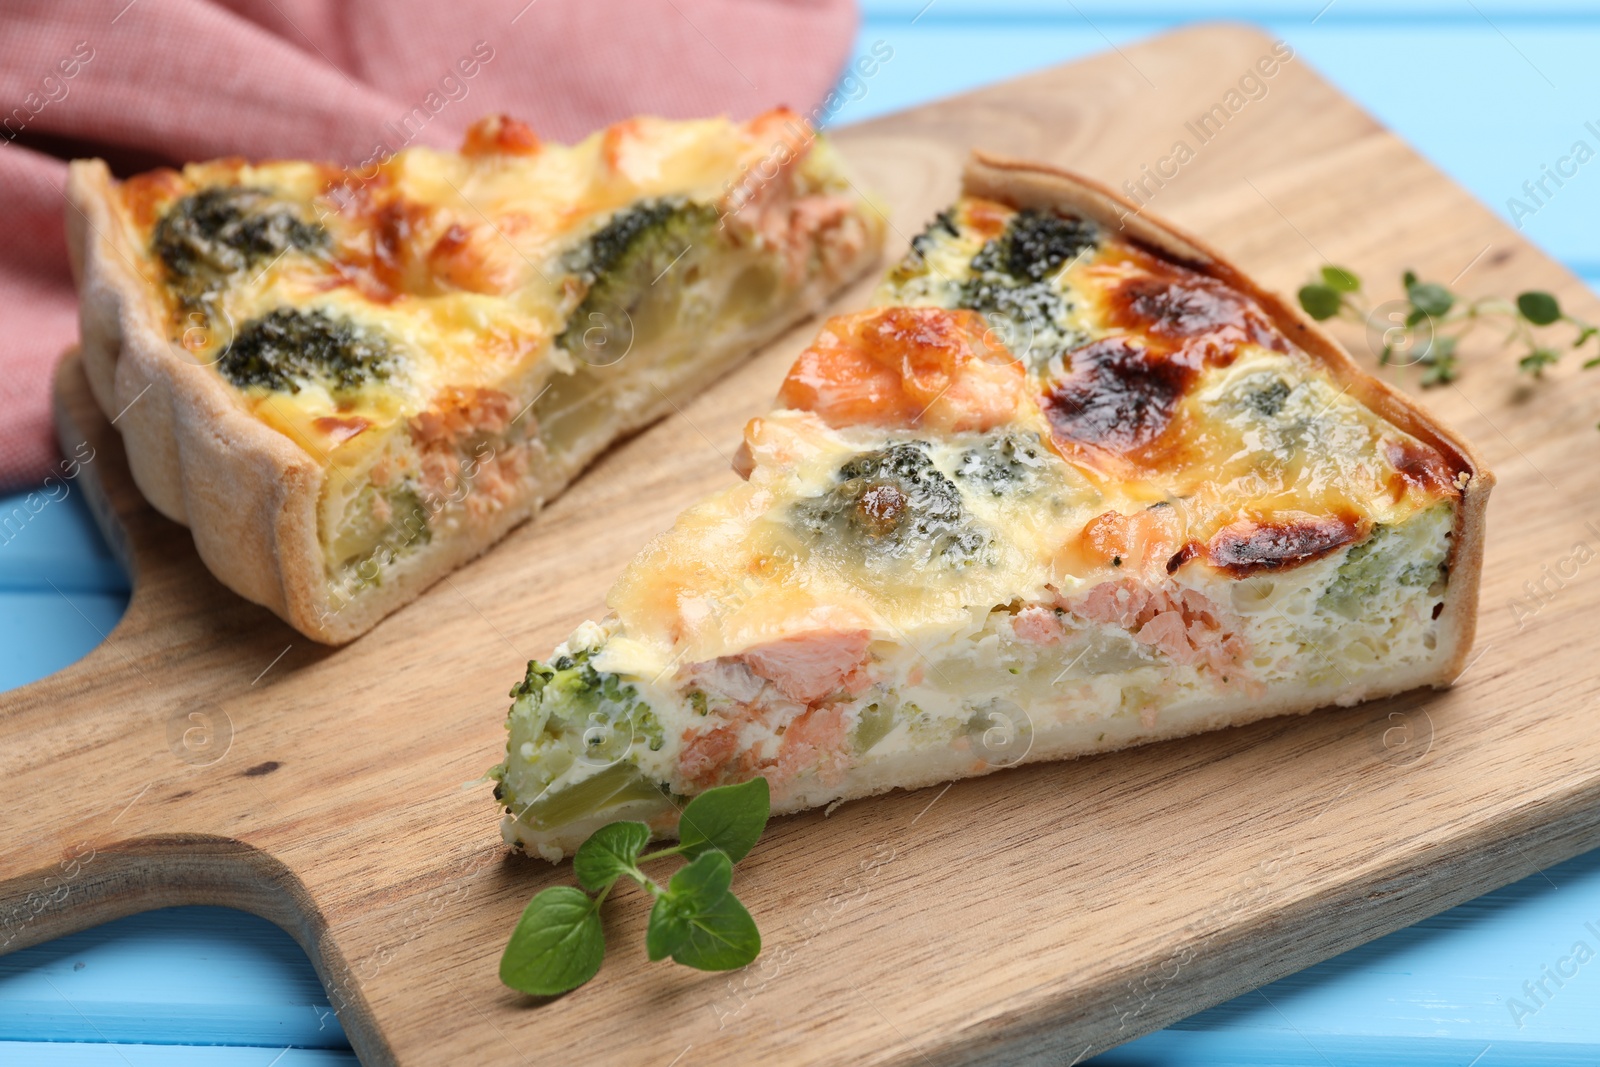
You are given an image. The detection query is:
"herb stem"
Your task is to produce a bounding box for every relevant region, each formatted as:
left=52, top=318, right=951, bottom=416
left=636, top=845, right=686, bottom=865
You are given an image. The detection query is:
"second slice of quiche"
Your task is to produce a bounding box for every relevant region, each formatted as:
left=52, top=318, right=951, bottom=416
left=68, top=111, right=884, bottom=642
left=492, top=152, right=1492, bottom=860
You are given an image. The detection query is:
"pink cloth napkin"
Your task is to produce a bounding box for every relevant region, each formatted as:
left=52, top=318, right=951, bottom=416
left=0, top=0, right=857, bottom=492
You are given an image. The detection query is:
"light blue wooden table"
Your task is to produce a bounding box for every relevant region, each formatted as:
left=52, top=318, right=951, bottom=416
left=6, top=2, right=1600, bottom=1062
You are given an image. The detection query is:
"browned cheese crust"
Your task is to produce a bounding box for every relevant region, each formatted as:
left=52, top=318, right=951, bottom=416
left=961, top=150, right=1492, bottom=686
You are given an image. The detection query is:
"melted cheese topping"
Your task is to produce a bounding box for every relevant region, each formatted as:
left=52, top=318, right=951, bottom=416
left=108, top=111, right=881, bottom=588
left=600, top=199, right=1461, bottom=669
left=112, top=110, right=859, bottom=464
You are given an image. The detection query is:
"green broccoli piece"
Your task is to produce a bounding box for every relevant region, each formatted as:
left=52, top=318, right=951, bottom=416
left=955, top=209, right=1098, bottom=369
left=952, top=432, right=1050, bottom=497
left=791, top=442, right=995, bottom=570
left=972, top=208, right=1097, bottom=283
left=511, top=647, right=665, bottom=758
left=895, top=209, right=960, bottom=278
left=218, top=308, right=397, bottom=394
left=1319, top=524, right=1442, bottom=620
left=1244, top=379, right=1293, bottom=418
left=556, top=197, right=722, bottom=358
left=154, top=186, right=327, bottom=315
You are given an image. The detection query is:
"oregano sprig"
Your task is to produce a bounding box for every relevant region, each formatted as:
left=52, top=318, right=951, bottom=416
left=499, top=776, right=770, bottom=997
left=1297, top=265, right=1596, bottom=388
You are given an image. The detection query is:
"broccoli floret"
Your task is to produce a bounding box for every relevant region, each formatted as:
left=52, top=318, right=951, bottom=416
left=958, top=209, right=1097, bottom=370
left=1244, top=379, right=1292, bottom=418
left=884, top=205, right=1099, bottom=368
left=972, top=208, right=1097, bottom=283
left=952, top=432, right=1050, bottom=497
left=556, top=197, right=721, bottom=357
left=884, top=209, right=963, bottom=294
left=219, top=308, right=397, bottom=394
left=791, top=442, right=994, bottom=569
left=1318, top=524, right=1442, bottom=620
left=154, top=186, right=327, bottom=315
left=905, top=209, right=960, bottom=266
left=510, top=647, right=665, bottom=757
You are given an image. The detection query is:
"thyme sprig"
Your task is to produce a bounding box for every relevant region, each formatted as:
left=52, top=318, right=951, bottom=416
left=1298, top=266, right=1596, bottom=387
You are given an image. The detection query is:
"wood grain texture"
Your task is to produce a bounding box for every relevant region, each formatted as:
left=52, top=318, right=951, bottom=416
left=4, top=24, right=1599, bottom=1065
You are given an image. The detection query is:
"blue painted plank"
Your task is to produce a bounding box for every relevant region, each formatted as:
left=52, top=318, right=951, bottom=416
left=834, top=18, right=1600, bottom=280
left=1093, top=847, right=1600, bottom=1062
left=0, top=489, right=129, bottom=594
left=0, top=591, right=129, bottom=691
left=0, top=486, right=131, bottom=689
left=865, top=2, right=1600, bottom=16
left=6, top=850, right=1600, bottom=1062
left=0, top=908, right=346, bottom=1049
left=0, top=1044, right=356, bottom=1066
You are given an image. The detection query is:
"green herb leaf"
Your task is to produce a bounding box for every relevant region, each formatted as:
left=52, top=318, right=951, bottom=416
left=1574, top=326, right=1598, bottom=347
left=1297, top=284, right=1342, bottom=321
left=646, top=895, right=692, bottom=961
left=499, top=886, right=605, bottom=996
left=1583, top=354, right=1600, bottom=369
left=1321, top=265, right=1361, bottom=292
left=1517, top=291, right=1562, bottom=326
left=1519, top=348, right=1561, bottom=376
left=573, top=821, right=652, bottom=893
left=1406, top=281, right=1454, bottom=318
left=669, top=848, right=735, bottom=904
left=1416, top=335, right=1459, bottom=386
left=646, top=851, right=735, bottom=963
left=1420, top=357, right=1459, bottom=386
left=677, top=777, right=771, bottom=862
left=1402, top=269, right=1418, bottom=288
left=671, top=890, right=762, bottom=971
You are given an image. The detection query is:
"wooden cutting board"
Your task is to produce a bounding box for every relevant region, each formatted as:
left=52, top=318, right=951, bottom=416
left=6, top=23, right=1600, bottom=1065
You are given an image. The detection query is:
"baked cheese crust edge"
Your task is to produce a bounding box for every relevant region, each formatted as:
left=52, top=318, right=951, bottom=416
left=64, top=157, right=882, bottom=644
left=962, top=150, right=1492, bottom=690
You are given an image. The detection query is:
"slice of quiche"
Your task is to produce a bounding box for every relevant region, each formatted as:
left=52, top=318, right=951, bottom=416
left=491, top=152, right=1492, bottom=860
left=66, top=111, right=884, bottom=642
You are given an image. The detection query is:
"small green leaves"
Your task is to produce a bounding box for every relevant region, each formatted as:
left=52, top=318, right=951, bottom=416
left=1519, top=348, right=1561, bottom=376
left=1415, top=334, right=1460, bottom=386
left=677, top=776, right=771, bottom=862
left=499, top=886, right=605, bottom=996
left=645, top=895, right=692, bottom=962
left=1298, top=265, right=1363, bottom=322
left=1297, top=284, right=1342, bottom=321
left=1405, top=280, right=1454, bottom=319
left=669, top=890, right=761, bottom=971
left=573, top=821, right=650, bottom=893
left=501, top=777, right=771, bottom=998
left=1301, top=263, right=1600, bottom=404
left=1517, top=291, right=1562, bottom=326
left=646, top=851, right=737, bottom=962
left=1321, top=265, right=1361, bottom=292
left=669, top=847, right=736, bottom=903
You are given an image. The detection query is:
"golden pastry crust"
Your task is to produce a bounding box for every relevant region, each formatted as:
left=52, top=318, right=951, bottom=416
left=69, top=158, right=330, bottom=635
